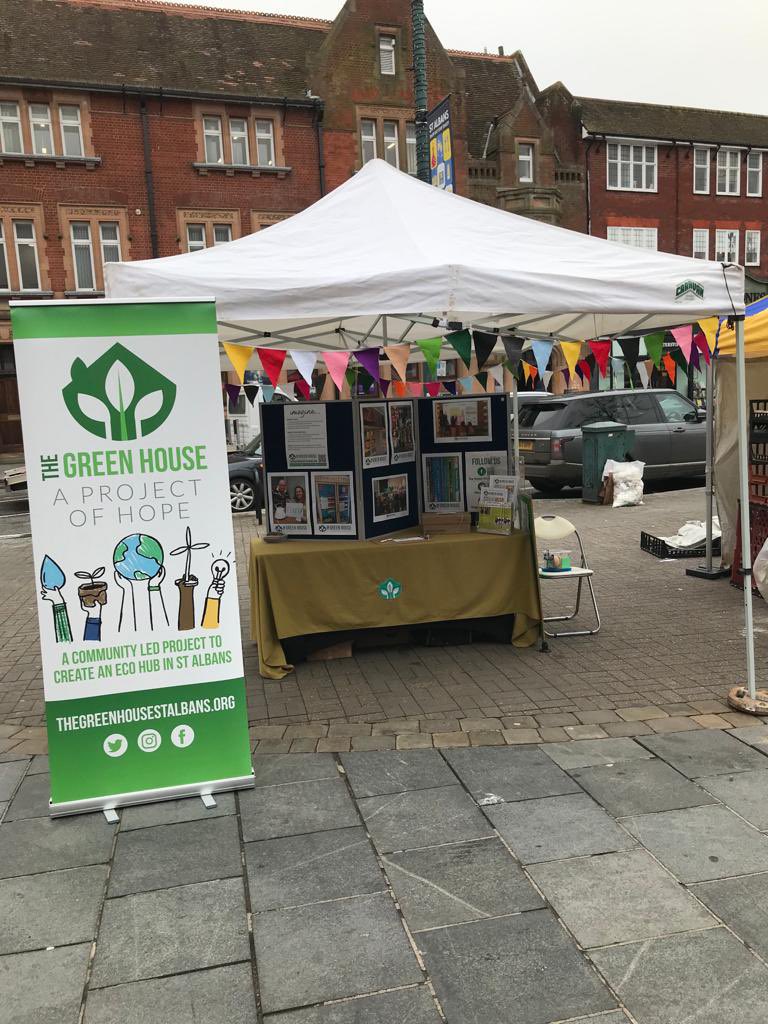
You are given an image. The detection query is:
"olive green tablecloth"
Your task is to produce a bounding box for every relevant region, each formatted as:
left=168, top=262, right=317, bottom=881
left=249, top=531, right=542, bottom=679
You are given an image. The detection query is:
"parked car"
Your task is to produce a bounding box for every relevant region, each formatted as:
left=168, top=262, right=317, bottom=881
left=228, top=434, right=264, bottom=513
left=517, top=388, right=706, bottom=492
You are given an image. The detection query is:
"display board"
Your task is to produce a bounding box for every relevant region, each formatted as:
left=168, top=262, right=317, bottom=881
left=11, top=298, right=253, bottom=816
left=358, top=400, right=421, bottom=540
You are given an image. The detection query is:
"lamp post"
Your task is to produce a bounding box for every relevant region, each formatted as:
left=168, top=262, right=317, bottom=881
left=411, top=0, right=430, bottom=183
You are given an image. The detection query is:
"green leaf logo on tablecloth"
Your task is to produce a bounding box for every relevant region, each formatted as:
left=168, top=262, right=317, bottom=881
left=378, top=577, right=402, bottom=600
left=62, top=343, right=176, bottom=440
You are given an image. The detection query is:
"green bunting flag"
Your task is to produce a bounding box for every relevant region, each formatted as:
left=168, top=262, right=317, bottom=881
left=475, top=371, right=488, bottom=391
left=643, top=332, right=665, bottom=369
left=447, top=329, right=472, bottom=370
left=417, top=337, right=442, bottom=379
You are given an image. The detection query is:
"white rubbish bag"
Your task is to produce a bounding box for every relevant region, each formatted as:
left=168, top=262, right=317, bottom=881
left=609, top=460, right=646, bottom=508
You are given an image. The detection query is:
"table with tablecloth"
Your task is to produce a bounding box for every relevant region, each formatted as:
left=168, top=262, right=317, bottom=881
left=248, top=530, right=542, bottom=679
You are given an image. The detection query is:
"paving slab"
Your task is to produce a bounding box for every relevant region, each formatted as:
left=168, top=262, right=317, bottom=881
left=0, top=814, right=115, bottom=878
left=528, top=849, right=715, bottom=948
left=27, top=755, right=49, bottom=775
left=4, top=771, right=50, bottom=820
left=486, top=793, right=635, bottom=863
left=83, top=963, right=258, bottom=1024
left=417, top=909, right=616, bottom=1024
left=252, top=753, right=339, bottom=787
left=442, top=745, right=580, bottom=802
left=119, top=792, right=236, bottom=830
left=0, top=943, right=91, bottom=1024
left=590, top=927, right=768, bottom=1024
left=550, top=1016, right=631, bottom=1024
left=90, top=878, right=250, bottom=988
left=239, top=778, right=359, bottom=842
left=109, top=815, right=242, bottom=896
left=245, top=826, right=384, bottom=911
left=0, top=864, right=107, bottom=954
left=339, top=749, right=455, bottom=797
left=570, top=758, right=716, bottom=817
left=262, top=986, right=441, bottom=1023
left=728, top=725, right=768, bottom=751
left=0, top=759, right=27, bottom=800
left=359, top=785, right=494, bottom=854
left=383, top=837, right=544, bottom=931
left=638, top=729, right=768, bottom=778
left=253, top=891, right=422, bottom=1013
left=543, top=737, right=654, bottom=770
left=691, top=873, right=768, bottom=961
left=622, top=804, right=768, bottom=882
left=696, top=769, right=768, bottom=829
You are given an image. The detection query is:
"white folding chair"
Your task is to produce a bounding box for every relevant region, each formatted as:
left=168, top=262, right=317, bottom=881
left=534, top=514, right=600, bottom=638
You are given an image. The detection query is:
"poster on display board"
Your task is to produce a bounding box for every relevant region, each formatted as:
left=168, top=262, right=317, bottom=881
left=284, top=404, right=329, bottom=469
left=360, top=402, right=389, bottom=469
left=433, top=398, right=492, bottom=443
left=10, top=299, right=252, bottom=815
left=313, top=471, right=356, bottom=536
left=388, top=402, right=416, bottom=464
left=465, top=450, right=509, bottom=510
left=423, top=452, right=464, bottom=512
left=267, top=472, right=311, bottom=535
left=371, top=472, right=410, bottom=523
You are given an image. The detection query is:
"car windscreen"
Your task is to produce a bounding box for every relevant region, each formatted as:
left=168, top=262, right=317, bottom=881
left=518, top=402, right=567, bottom=428
left=242, top=434, right=262, bottom=456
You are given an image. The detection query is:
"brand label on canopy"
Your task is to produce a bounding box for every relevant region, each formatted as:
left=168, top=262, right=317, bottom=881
left=11, top=299, right=252, bottom=813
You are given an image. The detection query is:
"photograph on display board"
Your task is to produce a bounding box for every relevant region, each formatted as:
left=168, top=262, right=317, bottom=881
left=433, top=398, right=491, bottom=443
left=465, top=451, right=509, bottom=510
left=312, top=472, right=356, bottom=536
left=360, top=403, right=389, bottom=468
left=422, top=453, right=464, bottom=512
left=267, top=473, right=311, bottom=535
left=371, top=473, right=409, bottom=523
left=388, top=402, right=416, bottom=464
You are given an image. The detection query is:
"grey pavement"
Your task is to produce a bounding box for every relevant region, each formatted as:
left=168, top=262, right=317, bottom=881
left=5, top=728, right=768, bottom=1021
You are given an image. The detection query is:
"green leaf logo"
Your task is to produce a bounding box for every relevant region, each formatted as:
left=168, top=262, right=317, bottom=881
left=378, top=577, right=402, bottom=600
left=62, top=343, right=176, bottom=440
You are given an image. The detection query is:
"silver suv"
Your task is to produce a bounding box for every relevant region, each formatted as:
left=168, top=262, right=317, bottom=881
left=518, top=388, right=705, bottom=493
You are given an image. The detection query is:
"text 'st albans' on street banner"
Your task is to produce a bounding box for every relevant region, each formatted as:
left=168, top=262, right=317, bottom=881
left=10, top=299, right=253, bottom=815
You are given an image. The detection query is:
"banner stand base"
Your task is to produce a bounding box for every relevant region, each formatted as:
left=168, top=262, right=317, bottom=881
left=49, top=772, right=255, bottom=819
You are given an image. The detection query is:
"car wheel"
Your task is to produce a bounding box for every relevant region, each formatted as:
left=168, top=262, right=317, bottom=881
left=230, top=477, right=256, bottom=513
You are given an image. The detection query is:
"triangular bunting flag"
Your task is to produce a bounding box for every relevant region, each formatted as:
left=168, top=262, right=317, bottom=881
left=323, top=351, right=351, bottom=391
left=523, top=364, right=531, bottom=384
left=222, top=343, right=254, bottom=385
left=243, top=384, right=258, bottom=406
left=611, top=357, right=626, bottom=386
left=354, top=346, right=381, bottom=381
left=448, top=329, right=472, bottom=370
left=425, top=381, right=441, bottom=397
left=618, top=338, right=640, bottom=368
left=475, top=371, right=488, bottom=391
left=577, top=358, right=591, bottom=382
left=528, top=365, right=539, bottom=384
left=501, top=336, right=524, bottom=372
left=637, top=362, right=650, bottom=389
left=472, top=331, right=498, bottom=371
left=459, top=375, right=474, bottom=393
left=697, top=317, right=719, bottom=356
left=559, top=341, right=582, bottom=379
left=588, top=340, right=611, bottom=378
left=662, top=353, right=677, bottom=384
left=644, top=358, right=655, bottom=382
left=531, top=340, right=554, bottom=377
left=289, top=350, right=317, bottom=387
left=357, top=368, right=375, bottom=392
left=256, top=347, right=287, bottom=388
left=488, top=364, right=505, bottom=387
left=542, top=370, right=553, bottom=391
left=671, top=346, right=689, bottom=370
left=225, top=383, right=241, bottom=409
left=443, top=380, right=457, bottom=395
left=345, top=368, right=357, bottom=391
left=383, top=344, right=411, bottom=382
left=670, top=325, right=693, bottom=362
left=689, top=343, right=701, bottom=373
left=294, top=378, right=311, bottom=400
left=417, top=337, right=442, bottom=379
left=393, top=381, right=408, bottom=398
left=693, top=330, right=711, bottom=365
left=380, top=379, right=391, bottom=398
left=643, top=332, right=665, bottom=369
left=261, top=384, right=275, bottom=403
left=283, top=382, right=296, bottom=400
left=407, top=382, right=423, bottom=397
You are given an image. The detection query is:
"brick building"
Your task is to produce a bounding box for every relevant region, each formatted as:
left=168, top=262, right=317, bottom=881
left=1, top=0, right=768, bottom=452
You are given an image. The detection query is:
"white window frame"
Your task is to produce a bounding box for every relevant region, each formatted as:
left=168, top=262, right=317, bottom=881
left=99, top=222, right=122, bottom=266
left=255, top=119, right=275, bottom=167
left=70, top=222, right=96, bottom=291
left=202, top=116, right=223, bottom=164
left=29, top=103, right=54, bottom=156
left=0, top=222, right=8, bottom=290
left=213, top=223, right=232, bottom=245
left=692, top=228, right=709, bottom=260
left=606, top=225, right=658, bottom=250
left=59, top=105, right=84, bottom=157
left=13, top=220, right=41, bottom=291
left=0, top=101, right=22, bottom=154
left=229, top=117, right=250, bottom=166
left=360, top=118, right=377, bottom=164
left=379, top=35, right=396, bottom=76
left=745, top=229, right=761, bottom=266
left=382, top=120, right=399, bottom=168
left=406, top=122, right=417, bottom=175
left=747, top=151, right=763, bottom=197
left=518, top=143, right=534, bottom=184
left=715, top=228, right=739, bottom=263
left=716, top=148, right=741, bottom=195
left=693, top=148, right=710, bottom=194
left=607, top=140, right=657, bottom=192
left=186, top=224, right=207, bottom=252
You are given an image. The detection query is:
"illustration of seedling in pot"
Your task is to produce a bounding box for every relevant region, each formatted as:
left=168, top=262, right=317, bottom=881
left=61, top=343, right=176, bottom=441
left=171, top=527, right=210, bottom=631
left=74, top=566, right=108, bottom=642
left=40, top=555, right=73, bottom=643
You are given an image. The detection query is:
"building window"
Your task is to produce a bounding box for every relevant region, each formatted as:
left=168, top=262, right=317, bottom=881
left=255, top=119, right=275, bottom=167
left=361, top=119, right=377, bottom=163
left=379, top=35, right=396, bottom=75
left=747, top=151, right=763, bottom=197
left=187, top=224, right=206, bottom=252
left=607, top=142, right=657, bottom=191
left=213, top=224, right=232, bottom=245
left=29, top=103, right=54, bottom=156
left=71, top=222, right=96, bottom=291
left=692, top=228, right=709, bottom=260
left=716, top=149, right=740, bottom=195
left=518, top=143, right=534, bottom=183
left=99, top=222, right=121, bottom=265
left=0, top=101, right=22, bottom=154
left=383, top=121, right=399, bottom=168
left=59, top=105, right=84, bottom=157
left=715, top=228, right=739, bottom=263
left=406, top=123, right=417, bottom=175
left=0, top=223, right=8, bottom=290
left=746, top=230, right=761, bottom=266
left=693, top=148, right=710, bottom=194
left=229, top=118, right=249, bottom=166
left=203, top=116, right=223, bottom=164
left=13, top=221, right=40, bottom=291
left=606, top=225, right=658, bottom=249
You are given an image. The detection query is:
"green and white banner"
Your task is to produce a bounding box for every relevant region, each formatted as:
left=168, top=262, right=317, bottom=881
left=11, top=299, right=252, bottom=814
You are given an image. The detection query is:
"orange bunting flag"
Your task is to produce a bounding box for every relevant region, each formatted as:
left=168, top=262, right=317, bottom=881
left=663, top=352, right=677, bottom=384
left=392, top=380, right=408, bottom=397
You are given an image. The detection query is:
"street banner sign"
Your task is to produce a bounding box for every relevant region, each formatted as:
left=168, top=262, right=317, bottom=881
left=428, top=96, right=454, bottom=192
left=10, top=298, right=253, bottom=815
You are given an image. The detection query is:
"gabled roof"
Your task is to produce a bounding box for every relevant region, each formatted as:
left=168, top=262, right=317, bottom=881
left=578, top=95, right=768, bottom=148
left=449, top=52, right=527, bottom=155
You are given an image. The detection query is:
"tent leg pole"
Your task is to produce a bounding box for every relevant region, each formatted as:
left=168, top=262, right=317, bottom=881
left=512, top=377, right=522, bottom=479
left=687, top=353, right=727, bottom=580
left=736, top=316, right=757, bottom=700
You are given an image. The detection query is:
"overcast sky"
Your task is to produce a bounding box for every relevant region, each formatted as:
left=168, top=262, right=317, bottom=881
left=175, top=0, right=768, bottom=115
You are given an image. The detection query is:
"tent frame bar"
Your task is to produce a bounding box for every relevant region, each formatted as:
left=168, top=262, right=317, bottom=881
left=735, top=316, right=757, bottom=698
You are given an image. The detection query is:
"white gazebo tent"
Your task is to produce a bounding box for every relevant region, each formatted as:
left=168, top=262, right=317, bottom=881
left=106, top=159, right=756, bottom=696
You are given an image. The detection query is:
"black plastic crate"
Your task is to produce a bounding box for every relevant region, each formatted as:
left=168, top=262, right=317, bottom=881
left=641, top=530, right=721, bottom=560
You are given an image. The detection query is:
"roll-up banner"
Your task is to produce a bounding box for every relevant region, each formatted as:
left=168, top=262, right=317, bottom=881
left=10, top=299, right=253, bottom=815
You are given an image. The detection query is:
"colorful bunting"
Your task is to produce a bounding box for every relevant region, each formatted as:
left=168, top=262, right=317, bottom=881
left=697, top=317, right=719, bottom=356
left=559, top=341, right=582, bottom=379
left=344, top=368, right=357, bottom=391
left=354, top=346, right=381, bottom=382
left=643, top=332, right=665, bottom=369
left=447, top=329, right=472, bottom=370
left=693, top=330, right=711, bottom=365
left=261, top=384, right=275, bottom=403
left=383, top=344, right=411, bottom=382
left=488, top=364, right=505, bottom=388
left=637, top=361, right=650, bottom=389
left=222, top=343, right=254, bottom=385
left=577, top=358, right=592, bottom=382
left=290, top=350, right=317, bottom=387
left=689, top=342, right=701, bottom=373
left=407, top=382, right=423, bottom=397
left=459, top=375, right=474, bottom=393
left=380, top=379, right=391, bottom=398
left=542, top=370, right=553, bottom=391
left=670, top=325, right=693, bottom=363
left=225, top=383, right=241, bottom=409
left=294, top=378, right=311, bottom=401
left=662, top=353, right=677, bottom=384
left=256, top=347, right=287, bottom=388
left=425, top=381, right=441, bottom=397
left=618, top=338, right=640, bottom=368
left=528, top=365, right=539, bottom=384
left=417, top=337, right=442, bottom=379
left=588, top=340, right=611, bottom=378
left=392, top=381, right=408, bottom=397
left=531, top=340, right=554, bottom=377
left=323, top=351, right=351, bottom=391
left=243, top=384, right=258, bottom=406
left=502, top=336, right=524, bottom=372
left=644, top=358, right=655, bottom=383
left=472, top=331, right=498, bottom=371
left=443, top=381, right=457, bottom=395
left=475, top=371, right=488, bottom=391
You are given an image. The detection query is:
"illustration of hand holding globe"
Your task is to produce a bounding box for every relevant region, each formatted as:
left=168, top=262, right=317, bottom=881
left=113, top=534, right=166, bottom=632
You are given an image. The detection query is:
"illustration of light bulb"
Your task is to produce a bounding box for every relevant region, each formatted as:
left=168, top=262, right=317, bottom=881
left=40, top=555, right=73, bottom=643
left=201, top=557, right=230, bottom=630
